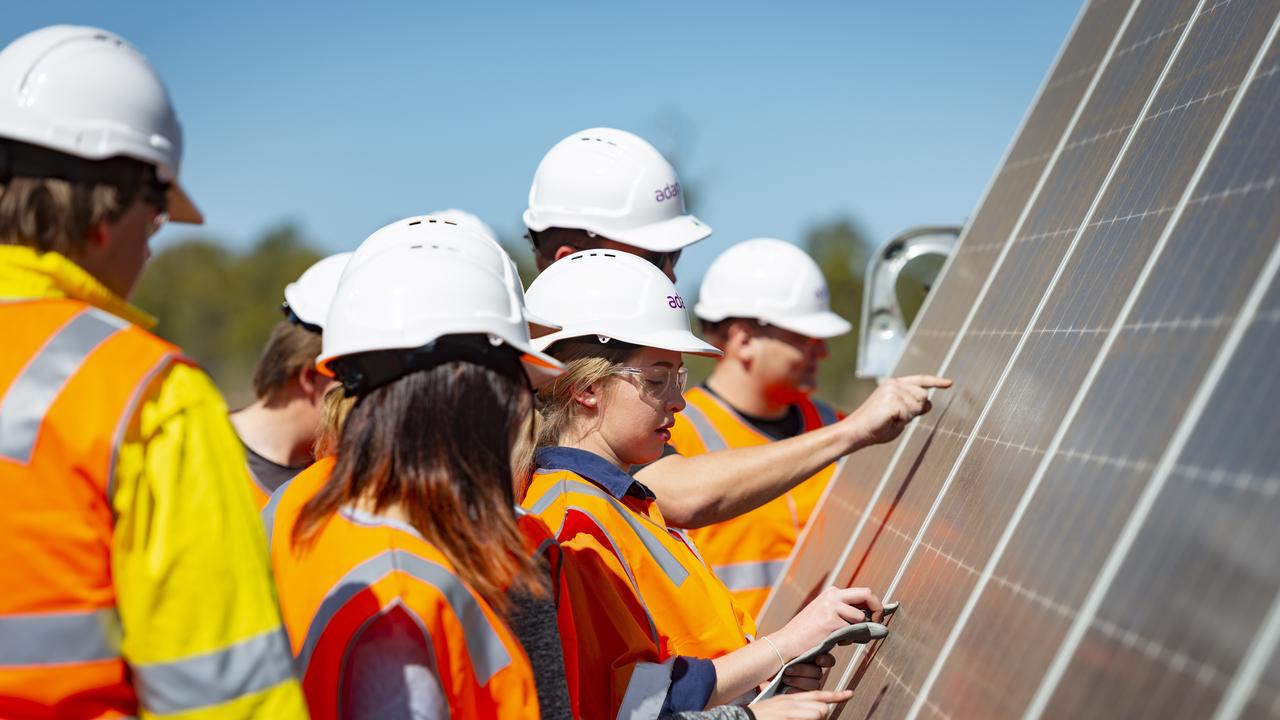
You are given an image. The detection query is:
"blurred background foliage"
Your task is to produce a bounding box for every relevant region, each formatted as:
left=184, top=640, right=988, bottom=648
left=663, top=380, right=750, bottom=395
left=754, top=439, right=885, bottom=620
left=134, top=216, right=941, bottom=412
left=133, top=226, right=321, bottom=408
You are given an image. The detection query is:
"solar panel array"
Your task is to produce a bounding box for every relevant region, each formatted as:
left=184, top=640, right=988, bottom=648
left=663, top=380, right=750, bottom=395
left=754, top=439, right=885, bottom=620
left=758, top=0, right=1280, bottom=717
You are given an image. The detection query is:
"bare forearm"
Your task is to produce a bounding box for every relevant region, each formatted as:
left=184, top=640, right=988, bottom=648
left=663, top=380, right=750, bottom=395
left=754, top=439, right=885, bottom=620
left=707, top=638, right=785, bottom=708
left=636, top=422, right=864, bottom=528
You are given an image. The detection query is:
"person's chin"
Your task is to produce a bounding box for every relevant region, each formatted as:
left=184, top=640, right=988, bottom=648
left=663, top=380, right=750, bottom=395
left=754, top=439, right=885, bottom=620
left=626, top=439, right=665, bottom=467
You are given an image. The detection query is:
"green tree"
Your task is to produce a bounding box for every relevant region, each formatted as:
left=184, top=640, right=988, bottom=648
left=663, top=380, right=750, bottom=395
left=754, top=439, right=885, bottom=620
left=806, top=219, right=879, bottom=410
left=132, top=225, right=321, bottom=407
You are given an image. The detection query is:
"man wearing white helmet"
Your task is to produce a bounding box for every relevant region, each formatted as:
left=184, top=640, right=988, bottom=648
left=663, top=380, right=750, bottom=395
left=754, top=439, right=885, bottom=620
left=525, top=130, right=950, bottom=545
left=524, top=127, right=710, bottom=282
left=670, top=239, right=946, bottom=615
left=232, top=252, right=350, bottom=506
left=0, top=26, right=306, bottom=717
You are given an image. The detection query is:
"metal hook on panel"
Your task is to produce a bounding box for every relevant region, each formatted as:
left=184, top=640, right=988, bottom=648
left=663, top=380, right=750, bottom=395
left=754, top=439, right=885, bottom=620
left=857, top=226, right=962, bottom=380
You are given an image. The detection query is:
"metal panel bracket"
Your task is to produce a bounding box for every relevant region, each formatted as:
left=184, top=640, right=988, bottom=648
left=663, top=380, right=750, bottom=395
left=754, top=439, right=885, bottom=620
left=857, top=226, right=961, bottom=380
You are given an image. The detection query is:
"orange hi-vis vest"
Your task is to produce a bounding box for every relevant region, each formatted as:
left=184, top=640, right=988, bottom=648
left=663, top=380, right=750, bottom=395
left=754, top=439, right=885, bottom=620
left=524, top=447, right=756, bottom=718
left=266, top=458, right=540, bottom=720
left=0, top=299, right=181, bottom=718
left=514, top=506, right=581, bottom=719
left=669, top=386, right=842, bottom=616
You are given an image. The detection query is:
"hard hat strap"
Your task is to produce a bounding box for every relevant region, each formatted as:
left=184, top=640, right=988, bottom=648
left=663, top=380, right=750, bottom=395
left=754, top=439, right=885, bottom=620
left=329, top=334, right=527, bottom=398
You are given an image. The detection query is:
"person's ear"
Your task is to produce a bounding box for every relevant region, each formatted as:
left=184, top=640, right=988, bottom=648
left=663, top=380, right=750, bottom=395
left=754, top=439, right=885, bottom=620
left=299, top=366, right=328, bottom=403
left=571, top=379, right=604, bottom=410
left=87, top=217, right=112, bottom=249
left=553, top=244, right=578, bottom=263
left=727, top=320, right=758, bottom=363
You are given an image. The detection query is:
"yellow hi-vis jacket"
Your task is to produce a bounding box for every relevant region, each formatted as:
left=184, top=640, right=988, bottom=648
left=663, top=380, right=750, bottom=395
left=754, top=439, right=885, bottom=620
left=0, top=246, right=308, bottom=719
left=668, top=386, right=842, bottom=617
left=523, top=446, right=756, bottom=719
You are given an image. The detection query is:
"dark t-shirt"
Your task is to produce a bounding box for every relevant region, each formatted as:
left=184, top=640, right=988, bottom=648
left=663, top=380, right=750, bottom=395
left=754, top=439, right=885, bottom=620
left=242, top=442, right=306, bottom=496
left=699, top=383, right=804, bottom=441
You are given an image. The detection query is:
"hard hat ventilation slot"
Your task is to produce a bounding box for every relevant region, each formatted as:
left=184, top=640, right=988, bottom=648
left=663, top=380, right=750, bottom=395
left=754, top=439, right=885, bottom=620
left=408, top=220, right=421, bottom=226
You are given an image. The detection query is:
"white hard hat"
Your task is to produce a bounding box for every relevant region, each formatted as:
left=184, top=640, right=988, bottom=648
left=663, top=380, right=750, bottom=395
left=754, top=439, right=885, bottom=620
left=319, top=236, right=563, bottom=390
left=282, top=252, right=352, bottom=330
left=523, top=127, right=711, bottom=253
left=0, top=25, right=201, bottom=223
left=695, top=238, right=852, bottom=339
left=526, top=250, right=722, bottom=357
left=428, top=208, right=498, bottom=243
left=346, top=215, right=560, bottom=337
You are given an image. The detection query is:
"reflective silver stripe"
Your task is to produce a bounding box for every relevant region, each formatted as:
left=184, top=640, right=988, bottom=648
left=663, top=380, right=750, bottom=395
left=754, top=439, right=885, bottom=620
left=0, top=308, right=126, bottom=463
left=298, top=549, right=511, bottom=683
left=564, top=505, right=661, bottom=646
left=260, top=480, right=288, bottom=550
left=671, top=527, right=706, bottom=566
left=678, top=401, right=728, bottom=453
left=812, top=400, right=839, bottom=427
left=133, top=627, right=295, bottom=715
left=616, top=658, right=676, bottom=720
left=528, top=478, right=690, bottom=587
left=107, top=352, right=175, bottom=502
left=0, top=608, right=121, bottom=666
left=713, top=560, right=787, bottom=592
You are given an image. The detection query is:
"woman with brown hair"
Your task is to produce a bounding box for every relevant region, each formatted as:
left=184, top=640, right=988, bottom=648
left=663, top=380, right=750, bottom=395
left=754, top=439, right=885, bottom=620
left=265, top=220, right=567, bottom=720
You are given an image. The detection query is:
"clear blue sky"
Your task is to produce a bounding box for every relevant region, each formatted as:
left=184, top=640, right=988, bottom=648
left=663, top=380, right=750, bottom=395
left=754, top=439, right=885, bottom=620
left=7, top=1, right=1081, bottom=295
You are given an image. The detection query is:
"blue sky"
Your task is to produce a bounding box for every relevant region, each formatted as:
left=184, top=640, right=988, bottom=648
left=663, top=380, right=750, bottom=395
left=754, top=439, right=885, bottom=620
left=6, top=1, right=1081, bottom=295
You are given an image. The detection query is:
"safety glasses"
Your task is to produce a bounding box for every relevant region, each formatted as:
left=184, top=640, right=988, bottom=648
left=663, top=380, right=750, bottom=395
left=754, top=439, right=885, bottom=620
left=631, top=248, right=682, bottom=273
left=612, top=365, right=689, bottom=398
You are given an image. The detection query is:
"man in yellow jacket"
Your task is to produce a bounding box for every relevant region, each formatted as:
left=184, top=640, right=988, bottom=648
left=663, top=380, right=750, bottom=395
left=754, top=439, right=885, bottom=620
left=0, top=26, right=307, bottom=719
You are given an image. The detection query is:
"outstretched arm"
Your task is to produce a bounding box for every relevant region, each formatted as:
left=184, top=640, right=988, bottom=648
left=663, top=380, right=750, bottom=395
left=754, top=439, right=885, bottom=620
left=636, top=375, right=952, bottom=528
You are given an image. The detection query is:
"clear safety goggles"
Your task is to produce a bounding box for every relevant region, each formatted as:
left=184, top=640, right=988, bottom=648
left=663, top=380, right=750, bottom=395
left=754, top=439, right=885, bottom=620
left=612, top=365, right=689, bottom=398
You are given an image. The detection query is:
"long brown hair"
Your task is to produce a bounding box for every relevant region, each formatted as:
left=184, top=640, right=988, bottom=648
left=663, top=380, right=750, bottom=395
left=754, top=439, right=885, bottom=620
left=293, top=349, right=540, bottom=611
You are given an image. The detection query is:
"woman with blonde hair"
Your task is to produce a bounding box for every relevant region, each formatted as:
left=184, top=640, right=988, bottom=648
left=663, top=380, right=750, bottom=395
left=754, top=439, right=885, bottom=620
left=524, top=250, right=887, bottom=719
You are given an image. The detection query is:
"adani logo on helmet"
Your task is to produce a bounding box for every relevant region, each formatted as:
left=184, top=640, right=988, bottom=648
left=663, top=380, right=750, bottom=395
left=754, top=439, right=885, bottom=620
left=654, top=182, right=681, bottom=203
left=666, top=294, right=685, bottom=309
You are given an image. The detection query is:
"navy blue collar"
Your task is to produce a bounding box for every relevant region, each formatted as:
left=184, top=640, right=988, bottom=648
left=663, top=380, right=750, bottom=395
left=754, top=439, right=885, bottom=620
left=534, top=446, right=656, bottom=501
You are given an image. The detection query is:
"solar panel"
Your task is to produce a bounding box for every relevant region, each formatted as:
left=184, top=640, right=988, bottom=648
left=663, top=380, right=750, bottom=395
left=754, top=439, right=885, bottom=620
left=758, top=1, right=1280, bottom=717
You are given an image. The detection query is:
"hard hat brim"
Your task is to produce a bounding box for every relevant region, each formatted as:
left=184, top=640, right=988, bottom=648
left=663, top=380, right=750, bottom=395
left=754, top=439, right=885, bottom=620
left=604, top=213, right=712, bottom=252
left=526, top=310, right=563, bottom=339
left=763, top=311, right=853, bottom=340
left=534, top=327, right=723, bottom=358
left=168, top=181, right=203, bottom=224
left=316, top=337, right=564, bottom=389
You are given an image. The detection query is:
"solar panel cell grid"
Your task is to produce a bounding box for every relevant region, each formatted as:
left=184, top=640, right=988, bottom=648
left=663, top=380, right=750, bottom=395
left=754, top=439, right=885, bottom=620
left=1036, top=22, right=1280, bottom=717
left=924, top=5, right=1280, bottom=718
left=825, top=3, right=1207, bottom=713
left=752, top=0, right=1280, bottom=717
left=761, top=0, right=1139, bottom=629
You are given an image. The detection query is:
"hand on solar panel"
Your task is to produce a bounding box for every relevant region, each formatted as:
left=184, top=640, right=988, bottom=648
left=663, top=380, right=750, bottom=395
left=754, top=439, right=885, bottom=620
left=778, top=649, right=836, bottom=691
left=844, top=374, right=952, bottom=446
left=756, top=621, right=889, bottom=701
left=767, top=585, right=885, bottom=659
left=749, top=689, right=854, bottom=720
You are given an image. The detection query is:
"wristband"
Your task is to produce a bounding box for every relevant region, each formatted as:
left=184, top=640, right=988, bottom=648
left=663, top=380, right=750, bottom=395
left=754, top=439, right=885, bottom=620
left=760, top=636, right=786, bottom=674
